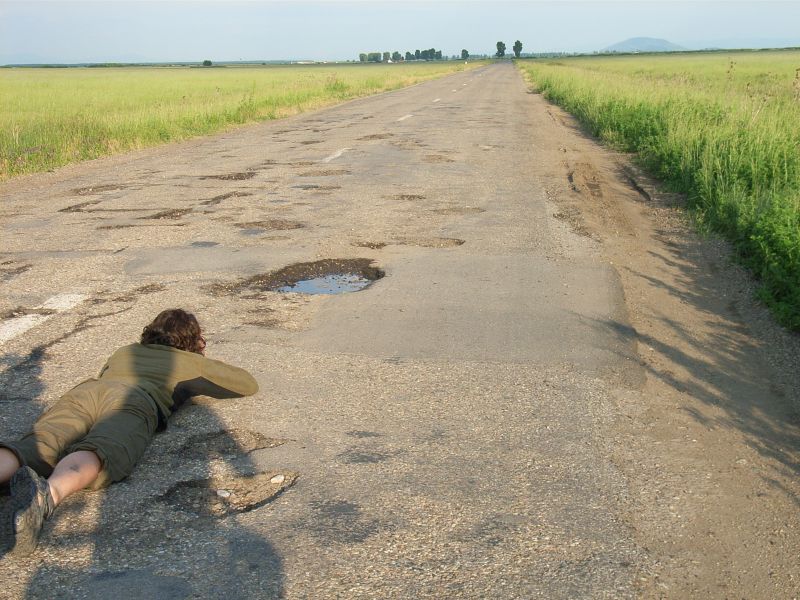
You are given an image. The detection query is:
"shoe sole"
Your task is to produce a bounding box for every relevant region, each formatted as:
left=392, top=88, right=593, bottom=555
left=9, top=467, right=42, bottom=557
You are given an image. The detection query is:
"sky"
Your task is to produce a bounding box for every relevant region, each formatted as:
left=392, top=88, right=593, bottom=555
left=1, top=1, right=799, bottom=64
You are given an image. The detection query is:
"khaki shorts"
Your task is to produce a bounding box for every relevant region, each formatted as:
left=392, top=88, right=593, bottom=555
left=1, top=380, right=158, bottom=489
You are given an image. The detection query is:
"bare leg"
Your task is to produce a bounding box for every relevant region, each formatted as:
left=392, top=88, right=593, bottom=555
left=47, top=450, right=101, bottom=505
left=0, top=448, right=21, bottom=484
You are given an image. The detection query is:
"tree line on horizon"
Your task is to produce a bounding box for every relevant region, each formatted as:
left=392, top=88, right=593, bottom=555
left=358, top=48, right=473, bottom=63
left=358, top=41, right=525, bottom=63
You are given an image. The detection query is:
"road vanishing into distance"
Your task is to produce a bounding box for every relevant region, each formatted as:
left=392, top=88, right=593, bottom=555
left=1, top=63, right=798, bottom=598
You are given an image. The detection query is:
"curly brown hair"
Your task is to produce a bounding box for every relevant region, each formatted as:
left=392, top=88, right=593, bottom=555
left=140, top=309, right=206, bottom=354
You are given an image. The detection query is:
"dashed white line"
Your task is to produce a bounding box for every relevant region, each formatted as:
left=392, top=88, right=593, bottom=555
left=322, top=148, right=351, bottom=163
left=432, top=98, right=441, bottom=103
left=0, top=293, right=88, bottom=345
left=397, top=114, right=413, bottom=122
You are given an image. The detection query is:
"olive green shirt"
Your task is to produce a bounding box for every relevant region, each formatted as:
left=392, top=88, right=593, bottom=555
left=97, top=343, right=259, bottom=426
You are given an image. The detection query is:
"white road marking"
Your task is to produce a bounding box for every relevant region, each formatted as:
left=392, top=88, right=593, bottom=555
left=433, top=98, right=441, bottom=103
left=40, top=293, right=87, bottom=311
left=397, top=114, right=413, bottom=122
left=322, top=147, right=351, bottom=163
left=0, top=315, right=50, bottom=345
left=0, top=293, right=88, bottom=345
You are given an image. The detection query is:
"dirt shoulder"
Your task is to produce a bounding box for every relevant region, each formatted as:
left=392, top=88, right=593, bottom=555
left=527, top=89, right=800, bottom=597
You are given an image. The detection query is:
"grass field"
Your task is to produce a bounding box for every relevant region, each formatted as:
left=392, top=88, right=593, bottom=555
left=0, top=62, right=476, bottom=180
left=519, top=51, right=800, bottom=330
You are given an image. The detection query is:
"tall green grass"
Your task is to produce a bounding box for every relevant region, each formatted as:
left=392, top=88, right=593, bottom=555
left=0, top=62, right=476, bottom=180
left=520, top=51, right=800, bottom=330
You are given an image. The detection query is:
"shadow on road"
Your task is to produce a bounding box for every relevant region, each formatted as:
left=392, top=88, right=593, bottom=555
left=582, top=230, right=800, bottom=505
left=0, top=342, right=286, bottom=597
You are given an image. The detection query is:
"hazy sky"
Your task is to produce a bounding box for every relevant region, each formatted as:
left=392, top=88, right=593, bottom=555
left=1, top=1, right=799, bottom=64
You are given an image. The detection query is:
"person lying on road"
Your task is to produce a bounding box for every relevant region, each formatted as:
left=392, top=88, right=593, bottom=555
left=0, top=308, right=258, bottom=556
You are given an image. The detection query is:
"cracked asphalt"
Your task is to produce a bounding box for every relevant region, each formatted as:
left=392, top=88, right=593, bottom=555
left=1, top=63, right=798, bottom=599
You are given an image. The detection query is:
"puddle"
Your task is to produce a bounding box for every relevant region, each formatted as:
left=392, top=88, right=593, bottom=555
left=190, top=241, right=219, bottom=248
left=207, top=258, right=384, bottom=296
left=157, top=471, right=298, bottom=518
left=278, top=273, right=375, bottom=294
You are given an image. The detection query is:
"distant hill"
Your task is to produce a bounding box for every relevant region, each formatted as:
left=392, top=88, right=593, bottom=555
left=602, top=37, right=686, bottom=53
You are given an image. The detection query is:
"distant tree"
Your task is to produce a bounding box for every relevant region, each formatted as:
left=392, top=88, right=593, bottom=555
left=367, top=52, right=381, bottom=63
left=420, top=49, right=429, bottom=60
left=496, top=41, right=506, bottom=58
left=428, top=48, right=436, bottom=59
left=435, top=50, right=442, bottom=60
left=414, top=49, right=421, bottom=60
left=405, top=51, right=413, bottom=61
left=383, top=51, right=391, bottom=62
left=461, top=49, right=469, bottom=60
left=513, top=40, right=523, bottom=58
left=359, top=53, right=367, bottom=62
left=202, top=59, right=212, bottom=67
left=392, top=51, right=402, bottom=62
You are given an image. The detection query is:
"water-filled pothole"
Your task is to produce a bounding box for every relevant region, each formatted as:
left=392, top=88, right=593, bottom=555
left=278, top=273, right=371, bottom=294
left=205, top=258, right=384, bottom=297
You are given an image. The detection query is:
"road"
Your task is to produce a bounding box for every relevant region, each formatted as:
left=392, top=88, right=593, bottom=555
left=1, top=63, right=798, bottom=598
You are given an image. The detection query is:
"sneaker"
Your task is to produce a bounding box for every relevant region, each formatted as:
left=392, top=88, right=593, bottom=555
left=9, top=466, right=55, bottom=557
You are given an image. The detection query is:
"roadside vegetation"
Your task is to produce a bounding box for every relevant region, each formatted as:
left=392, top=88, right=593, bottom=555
left=519, top=50, right=800, bottom=330
left=0, top=61, right=477, bottom=180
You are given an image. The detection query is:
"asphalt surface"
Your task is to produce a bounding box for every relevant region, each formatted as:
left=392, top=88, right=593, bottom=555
left=1, top=63, right=797, bottom=598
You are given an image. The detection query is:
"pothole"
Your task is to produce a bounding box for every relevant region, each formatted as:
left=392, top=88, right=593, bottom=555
left=358, top=133, right=393, bottom=140
left=297, top=169, right=350, bottom=177
left=354, top=242, right=387, bottom=249
left=177, top=429, right=285, bottom=460
left=291, top=184, right=341, bottom=191
left=71, top=184, right=126, bottom=196
left=199, top=172, right=256, bottom=181
left=59, top=200, right=102, bottom=213
left=424, top=155, right=456, bottom=163
left=157, top=471, right=298, bottom=518
left=206, top=258, right=384, bottom=296
left=399, top=237, right=465, bottom=248
left=432, top=207, right=485, bottom=215
left=190, top=241, right=219, bottom=248
left=237, top=219, right=305, bottom=231
left=139, top=208, right=193, bottom=220
left=387, top=193, right=426, bottom=201
left=199, top=191, right=253, bottom=207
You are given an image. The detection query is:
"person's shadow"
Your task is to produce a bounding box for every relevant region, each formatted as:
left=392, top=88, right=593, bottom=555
left=1, top=342, right=288, bottom=599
